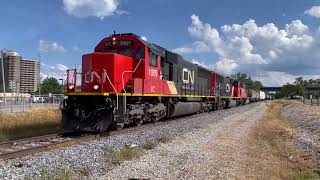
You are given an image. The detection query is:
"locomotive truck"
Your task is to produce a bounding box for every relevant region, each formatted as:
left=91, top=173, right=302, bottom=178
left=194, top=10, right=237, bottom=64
left=62, top=33, right=260, bottom=132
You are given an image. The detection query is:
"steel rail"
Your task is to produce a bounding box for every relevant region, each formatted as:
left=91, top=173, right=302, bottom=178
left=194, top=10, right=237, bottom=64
left=0, top=135, right=98, bottom=161
left=0, top=133, right=62, bottom=149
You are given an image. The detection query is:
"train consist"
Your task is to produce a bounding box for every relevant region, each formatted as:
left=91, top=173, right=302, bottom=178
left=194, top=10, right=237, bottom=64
left=62, top=33, right=267, bottom=132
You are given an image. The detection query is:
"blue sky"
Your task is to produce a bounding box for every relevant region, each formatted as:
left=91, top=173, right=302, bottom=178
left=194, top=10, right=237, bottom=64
left=1, top=0, right=320, bottom=86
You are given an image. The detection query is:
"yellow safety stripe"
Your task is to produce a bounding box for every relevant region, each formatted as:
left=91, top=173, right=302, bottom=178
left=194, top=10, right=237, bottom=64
left=65, top=92, right=109, bottom=96
left=65, top=92, right=260, bottom=99
left=65, top=92, right=215, bottom=98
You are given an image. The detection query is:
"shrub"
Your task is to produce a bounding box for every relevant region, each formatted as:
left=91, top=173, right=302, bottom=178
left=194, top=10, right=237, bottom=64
left=104, top=147, right=144, bottom=165
left=158, top=135, right=173, bottom=144
left=142, top=141, right=158, bottom=150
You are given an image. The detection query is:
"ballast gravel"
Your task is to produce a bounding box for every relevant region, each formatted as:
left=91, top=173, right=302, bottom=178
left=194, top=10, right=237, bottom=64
left=280, top=101, right=320, bottom=170
left=0, top=102, right=264, bottom=180
left=101, top=102, right=266, bottom=179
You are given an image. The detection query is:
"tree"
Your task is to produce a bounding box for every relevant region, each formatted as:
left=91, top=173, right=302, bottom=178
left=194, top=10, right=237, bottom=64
left=233, top=73, right=263, bottom=90
left=280, top=83, right=296, bottom=98
left=0, top=84, right=12, bottom=93
left=40, top=77, right=63, bottom=94
left=308, top=79, right=318, bottom=86
left=293, top=77, right=306, bottom=96
left=251, top=81, right=263, bottom=90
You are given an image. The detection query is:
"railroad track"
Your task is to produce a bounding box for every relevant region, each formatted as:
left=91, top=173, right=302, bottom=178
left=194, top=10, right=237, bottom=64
left=0, top=132, right=109, bottom=161
left=0, top=111, right=214, bottom=161
left=0, top=122, right=160, bottom=161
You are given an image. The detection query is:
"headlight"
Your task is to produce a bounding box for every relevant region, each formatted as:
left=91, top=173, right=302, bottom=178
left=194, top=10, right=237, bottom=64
left=68, top=84, right=75, bottom=90
left=93, top=84, right=99, bottom=90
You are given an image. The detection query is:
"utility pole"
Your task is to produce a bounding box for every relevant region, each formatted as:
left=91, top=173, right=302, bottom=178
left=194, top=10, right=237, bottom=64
left=1, top=50, right=6, bottom=106
left=59, top=78, right=64, bottom=93
left=38, top=54, right=41, bottom=98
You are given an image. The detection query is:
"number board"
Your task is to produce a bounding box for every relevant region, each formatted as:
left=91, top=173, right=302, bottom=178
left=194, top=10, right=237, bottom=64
left=119, top=40, right=133, bottom=46
left=105, top=41, right=112, bottom=47
left=105, top=40, right=133, bottom=47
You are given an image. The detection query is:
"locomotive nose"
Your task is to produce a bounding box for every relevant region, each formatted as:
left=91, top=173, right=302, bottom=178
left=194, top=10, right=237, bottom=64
left=81, top=52, right=133, bottom=93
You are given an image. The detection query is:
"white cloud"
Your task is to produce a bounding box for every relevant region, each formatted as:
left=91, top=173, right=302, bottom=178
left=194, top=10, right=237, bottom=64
left=38, top=40, right=67, bottom=53
left=305, top=6, right=320, bottom=18
left=40, top=63, right=68, bottom=81
left=173, top=41, right=210, bottom=54
left=40, top=63, right=82, bottom=85
left=63, top=0, right=120, bottom=19
left=55, top=64, right=68, bottom=72
left=253, top=71, right=296, bottom=87
left=191, top=59, right=214, bottom=70
left=174, top=14, right=320, bottom=86
left=215, top=58, right=239, bottom=75
left=285, top=20, right=309, bottom=36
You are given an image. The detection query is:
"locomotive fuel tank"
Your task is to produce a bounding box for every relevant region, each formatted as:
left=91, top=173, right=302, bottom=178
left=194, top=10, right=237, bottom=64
left=168, top=102, right=202, bottom=117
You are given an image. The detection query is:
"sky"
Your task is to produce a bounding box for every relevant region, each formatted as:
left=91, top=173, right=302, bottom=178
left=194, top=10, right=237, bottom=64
left=1, top=0, right=320, bottom=86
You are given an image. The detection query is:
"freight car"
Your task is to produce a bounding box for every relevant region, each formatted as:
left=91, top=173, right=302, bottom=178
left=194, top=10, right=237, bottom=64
left=62, top=33, right=259, bottom=132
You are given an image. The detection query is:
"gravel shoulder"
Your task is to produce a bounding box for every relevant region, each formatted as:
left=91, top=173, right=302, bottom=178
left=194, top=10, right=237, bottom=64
left=101, top=102, right=267, bottom=179
left=0, top=103, right=265, bottom=180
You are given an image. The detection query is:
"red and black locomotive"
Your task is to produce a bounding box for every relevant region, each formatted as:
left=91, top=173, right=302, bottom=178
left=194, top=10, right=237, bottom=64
left=62, top=33, right=256, bottom=132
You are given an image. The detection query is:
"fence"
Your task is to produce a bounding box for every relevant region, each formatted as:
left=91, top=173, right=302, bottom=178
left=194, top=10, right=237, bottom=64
left=301, top=98, right=320, bottom=106
left=0, top=94, right=64, bottom=112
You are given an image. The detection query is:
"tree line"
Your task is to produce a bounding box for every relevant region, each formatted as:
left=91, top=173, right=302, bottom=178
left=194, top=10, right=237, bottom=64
left=0, top=77, right=63, bottom=94
left=233, top=73, right=263, bottom=91
left=279, top=77, right=319, bottom=99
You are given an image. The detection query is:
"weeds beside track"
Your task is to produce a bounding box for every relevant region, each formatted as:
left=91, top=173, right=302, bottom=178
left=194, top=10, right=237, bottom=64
left=0, top=108, right=62, bottom=141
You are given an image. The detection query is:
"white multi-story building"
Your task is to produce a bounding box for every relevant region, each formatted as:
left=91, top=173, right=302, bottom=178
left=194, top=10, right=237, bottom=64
left=0, top=50, right=40, bottom=93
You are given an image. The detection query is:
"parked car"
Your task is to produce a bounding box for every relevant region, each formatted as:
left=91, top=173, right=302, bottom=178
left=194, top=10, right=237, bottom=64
left=31, top=97, right=45, bottom=103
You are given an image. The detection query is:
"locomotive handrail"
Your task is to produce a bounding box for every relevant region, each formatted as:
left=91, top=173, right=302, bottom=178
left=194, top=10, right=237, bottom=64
left=102, top=69, right=119, bottom=111
left=121, top=58, right=144, bottom=115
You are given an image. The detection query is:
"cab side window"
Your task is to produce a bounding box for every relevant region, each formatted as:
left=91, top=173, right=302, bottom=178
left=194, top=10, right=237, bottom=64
left=149, top=52, right=157, bottom=67
left=135, top=47, right=144, bottom=60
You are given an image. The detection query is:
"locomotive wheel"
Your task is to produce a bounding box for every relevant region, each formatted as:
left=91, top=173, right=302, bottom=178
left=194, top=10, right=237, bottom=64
left=135, top=119, right=143, bottom=126
left=152, top=116, right=159, bottom=123
left=116, top=123, right=124, bottom=131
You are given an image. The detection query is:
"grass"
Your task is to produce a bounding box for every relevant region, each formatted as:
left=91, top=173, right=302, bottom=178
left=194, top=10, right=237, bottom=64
left=0, top=108, right=62, bottom=141
left=79, top=165, right=92, bottom=177
left=158, top=135, right=173, bottom=144
left=142, top=141, right=158, bottom=150
left=37, top=163, right=72, bottom=180
left=104, top=147, right=145, bottom=165
left=194, top=124, right=211, bottom=132
left=247, top=101, right=319, bottom=180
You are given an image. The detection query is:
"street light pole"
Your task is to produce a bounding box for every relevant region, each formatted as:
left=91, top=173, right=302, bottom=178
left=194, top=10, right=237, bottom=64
left=1, top=50, right=6, bottom=106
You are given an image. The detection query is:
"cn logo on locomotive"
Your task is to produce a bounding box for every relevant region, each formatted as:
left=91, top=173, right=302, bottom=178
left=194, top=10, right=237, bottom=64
left=182, top=68, right=194, bottom=84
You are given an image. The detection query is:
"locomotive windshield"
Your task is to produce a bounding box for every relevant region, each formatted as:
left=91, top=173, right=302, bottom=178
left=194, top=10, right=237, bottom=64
left=105, top=48, right=133, bottom=57
left=103, top=39, right=136, bottom=57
